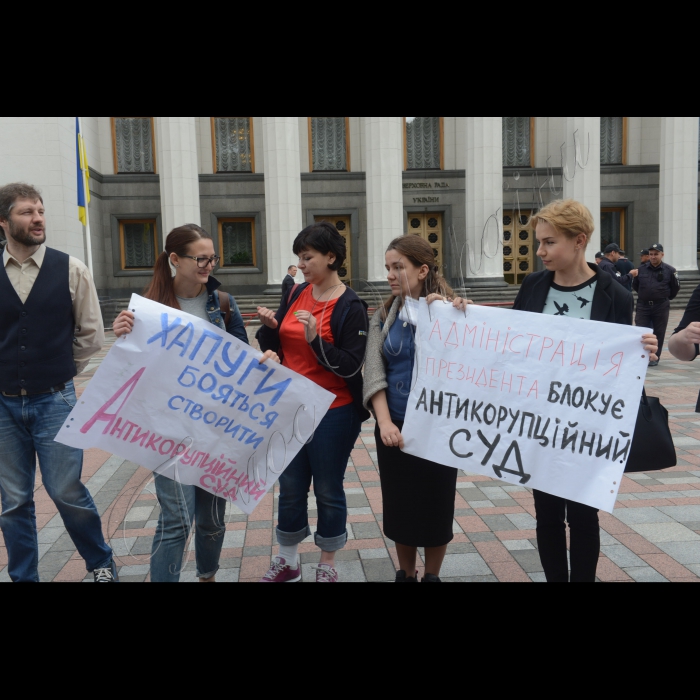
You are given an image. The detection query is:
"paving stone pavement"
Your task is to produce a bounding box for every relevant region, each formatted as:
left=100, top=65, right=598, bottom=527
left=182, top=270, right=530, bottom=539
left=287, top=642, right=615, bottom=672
left=2, top=311, right=700, bottom=583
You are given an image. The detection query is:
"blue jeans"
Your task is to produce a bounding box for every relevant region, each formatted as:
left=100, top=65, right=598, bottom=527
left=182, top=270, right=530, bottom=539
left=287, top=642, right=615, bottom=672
left=150, top=475, right=227, bottom=582
left=0, top=382, right=113, bottom=583
left=277, top=403, right=362, bottom=552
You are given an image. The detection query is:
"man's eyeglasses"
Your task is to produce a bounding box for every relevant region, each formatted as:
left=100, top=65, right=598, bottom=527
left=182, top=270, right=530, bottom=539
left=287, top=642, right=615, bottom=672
left=182, top=255, right=221, bottom=269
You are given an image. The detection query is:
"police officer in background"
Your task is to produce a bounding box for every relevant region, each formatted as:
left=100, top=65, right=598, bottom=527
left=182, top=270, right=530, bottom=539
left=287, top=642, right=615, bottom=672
left=616, top=250, right=634, bottom=292
left=634, top=243, right=680, bottom=367
left=595, top=252, right=604, bottom=265
left=597, top=243, right=638, bottom=288
left=640, top=249, right=650, bottom=266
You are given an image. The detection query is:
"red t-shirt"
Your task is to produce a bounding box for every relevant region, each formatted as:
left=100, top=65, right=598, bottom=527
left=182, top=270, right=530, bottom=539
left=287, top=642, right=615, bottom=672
left=280, top=286, right=353, bottom=410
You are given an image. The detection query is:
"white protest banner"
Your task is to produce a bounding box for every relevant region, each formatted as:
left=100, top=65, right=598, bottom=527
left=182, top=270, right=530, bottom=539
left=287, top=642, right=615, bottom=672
left=402, top=301, right=651, bottom=513
left=56, top=295, right=335, bottom=515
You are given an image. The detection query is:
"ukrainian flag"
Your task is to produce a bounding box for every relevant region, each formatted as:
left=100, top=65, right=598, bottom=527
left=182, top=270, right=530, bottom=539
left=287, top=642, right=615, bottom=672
left=76, top=117, right=90, bottom=226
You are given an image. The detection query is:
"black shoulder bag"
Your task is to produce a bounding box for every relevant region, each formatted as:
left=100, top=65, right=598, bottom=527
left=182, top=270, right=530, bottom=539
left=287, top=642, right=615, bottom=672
left=625, top=390, right=677, bottom=473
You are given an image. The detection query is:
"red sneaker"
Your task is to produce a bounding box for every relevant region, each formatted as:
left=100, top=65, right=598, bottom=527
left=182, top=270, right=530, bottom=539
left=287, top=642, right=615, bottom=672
left=314, top=564, right=339, bottom=583
left=260, top=557, right=302, bottom=583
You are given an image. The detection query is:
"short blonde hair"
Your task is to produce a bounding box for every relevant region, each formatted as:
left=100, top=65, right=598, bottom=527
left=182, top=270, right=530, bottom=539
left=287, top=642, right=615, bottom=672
left=531, top=199, right=595, bottom=248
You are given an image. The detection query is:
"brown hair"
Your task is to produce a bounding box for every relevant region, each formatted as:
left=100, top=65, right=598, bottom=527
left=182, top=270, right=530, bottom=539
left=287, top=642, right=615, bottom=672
left=384, top=236, right=453, bottom=313
left=531, top=199, right=595, bottom=248
left=143, top=224, right=211, bottom=309
left=0, top=183, right=44, bottom=221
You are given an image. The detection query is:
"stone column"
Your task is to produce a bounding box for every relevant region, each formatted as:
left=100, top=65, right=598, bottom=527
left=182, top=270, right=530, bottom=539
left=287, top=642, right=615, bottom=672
left=155, top=117, right=201, bottom=235
left=364, top=117, right=404, bottom=284
left=465, top=116, right=506, bottom=287
left=659, top=117, right=700, bottom=274
left=563, top=117, right=601, bottom=254
left=262, top=117, right=303, bottom=291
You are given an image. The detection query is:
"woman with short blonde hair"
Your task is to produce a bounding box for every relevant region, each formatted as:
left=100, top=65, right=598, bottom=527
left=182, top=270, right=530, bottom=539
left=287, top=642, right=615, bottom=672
left=530, top=199, right=596, bottom=241
left=514, top=199, right=658, bottom=582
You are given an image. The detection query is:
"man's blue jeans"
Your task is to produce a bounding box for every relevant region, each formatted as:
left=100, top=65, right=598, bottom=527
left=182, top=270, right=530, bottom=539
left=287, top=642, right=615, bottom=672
left=277, top=403, right=362, bottom=552
left=0, top=382, right=113, bottom=583
left=150, top=475, right=227, bottom=583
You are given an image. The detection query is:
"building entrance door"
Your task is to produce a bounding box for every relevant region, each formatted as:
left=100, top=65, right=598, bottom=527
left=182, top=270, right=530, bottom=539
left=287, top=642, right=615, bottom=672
left=314, top=215, right=352, bottom=285
left=407, top=213, right=444, bottom=272
left=503, top=211, right=535, bottom=285
left=601, top=208, right=626, bottom=252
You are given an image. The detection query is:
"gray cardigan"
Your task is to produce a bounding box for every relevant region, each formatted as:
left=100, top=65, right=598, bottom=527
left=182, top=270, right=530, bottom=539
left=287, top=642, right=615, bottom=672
left=362, top=297, right=402, bottom=413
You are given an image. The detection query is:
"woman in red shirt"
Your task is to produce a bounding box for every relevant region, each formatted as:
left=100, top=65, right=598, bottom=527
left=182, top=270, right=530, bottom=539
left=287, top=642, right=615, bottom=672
left=257, top=223, right=369, bottom=583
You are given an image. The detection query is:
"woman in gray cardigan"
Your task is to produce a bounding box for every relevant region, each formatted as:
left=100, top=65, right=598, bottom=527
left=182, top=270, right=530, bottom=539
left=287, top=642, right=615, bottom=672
left=364, top=235, right=468, bottom=583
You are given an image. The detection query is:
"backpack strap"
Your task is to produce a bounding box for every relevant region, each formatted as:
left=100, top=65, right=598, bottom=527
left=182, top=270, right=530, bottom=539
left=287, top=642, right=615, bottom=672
left=288, top=284, right=300, bottom=306
left=216, top=290, right=232, bottom=328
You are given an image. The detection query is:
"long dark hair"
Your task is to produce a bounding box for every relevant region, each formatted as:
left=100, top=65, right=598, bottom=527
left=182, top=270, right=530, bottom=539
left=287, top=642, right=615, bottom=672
left=144, top=224, right=211, bottom=310
left=383, top=236, right=453, bottom=313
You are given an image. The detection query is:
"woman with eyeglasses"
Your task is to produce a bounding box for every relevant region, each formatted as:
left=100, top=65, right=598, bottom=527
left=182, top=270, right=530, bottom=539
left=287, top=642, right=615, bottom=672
left=113, top=224, right=279, bottom=583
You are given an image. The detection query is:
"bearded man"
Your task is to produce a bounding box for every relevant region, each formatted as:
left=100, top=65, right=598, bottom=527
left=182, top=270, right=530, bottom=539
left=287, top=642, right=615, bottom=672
left=0, top=183, right=117, bottom=583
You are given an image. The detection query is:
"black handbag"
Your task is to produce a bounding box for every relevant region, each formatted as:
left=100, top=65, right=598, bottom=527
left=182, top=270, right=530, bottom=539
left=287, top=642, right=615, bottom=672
left=625, top=390, right=677, bottom=473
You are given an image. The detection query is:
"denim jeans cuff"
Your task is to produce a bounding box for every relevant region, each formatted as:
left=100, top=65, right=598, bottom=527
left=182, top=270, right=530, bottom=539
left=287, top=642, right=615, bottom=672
left=197, top=566, right=220, bottom=580
left=315, top=531, right=348, bottom=553
left=91, top=556, right=115, bottom=573
left=276, top=526, right=312, bottom=546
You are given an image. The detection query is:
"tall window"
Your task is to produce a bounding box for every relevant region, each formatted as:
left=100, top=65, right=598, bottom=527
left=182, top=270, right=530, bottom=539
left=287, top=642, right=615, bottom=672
left=601, top=117, right=625, bottom=165
left=601, top=208, right=626, bottom=251
left=112, top=117, right=156, bottom=173
left=218, top=218, right=256, bottom=268
left=405, top=117, right=442, bottom=170
left=503, top=117, right=533, bottom=167
left=119, top=219, right=158, bottom=270
left=212, top=117, right=254, bottom=173
left=310, top=117, right=348, bottom=171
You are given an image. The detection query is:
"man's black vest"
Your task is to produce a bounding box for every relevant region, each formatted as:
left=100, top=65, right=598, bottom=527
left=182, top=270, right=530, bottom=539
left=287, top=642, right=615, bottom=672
left=0, top=247, right=76, bottom=394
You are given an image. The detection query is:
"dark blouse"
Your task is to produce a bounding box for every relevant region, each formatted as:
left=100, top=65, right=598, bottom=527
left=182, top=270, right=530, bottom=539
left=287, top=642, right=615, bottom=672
left=674, top=284, right=700, bottom=359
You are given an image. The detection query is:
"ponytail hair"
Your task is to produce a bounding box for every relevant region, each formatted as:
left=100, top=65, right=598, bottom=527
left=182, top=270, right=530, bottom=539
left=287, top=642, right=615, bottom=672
left=383, top=236, right=453, bottom=314
left=144, top=224, right=211, bottom=309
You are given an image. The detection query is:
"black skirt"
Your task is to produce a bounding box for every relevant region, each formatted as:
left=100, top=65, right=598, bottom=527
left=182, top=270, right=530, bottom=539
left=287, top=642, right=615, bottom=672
left=375, top=421, right=458, bottom=548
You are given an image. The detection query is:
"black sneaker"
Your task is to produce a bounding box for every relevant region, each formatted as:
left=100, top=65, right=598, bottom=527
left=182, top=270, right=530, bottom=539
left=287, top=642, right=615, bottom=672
left=395, top=570, right=418, bottom=583
left=94, top=560, right=119, bottom=583
left=422, top=574, right=442, bottom=583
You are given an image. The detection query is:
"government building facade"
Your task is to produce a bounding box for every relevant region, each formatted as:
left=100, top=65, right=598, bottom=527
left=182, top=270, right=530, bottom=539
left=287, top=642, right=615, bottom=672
left=1, top=117, right=698, bottom=300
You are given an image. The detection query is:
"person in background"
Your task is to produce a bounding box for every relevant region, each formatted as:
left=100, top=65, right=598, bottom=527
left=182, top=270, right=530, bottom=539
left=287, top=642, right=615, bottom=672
left=513, top=199, right=658, bottom=583
left=598, top=243, right=638, bottom=288
left=113, top=224, right=279, bottom=583
left=364, top=236, right=469, bottom=583
left=640, top=249, right=651, bottom=265
left=633, top=243, right=680, bottom=368
left=257, top=222, right=369, bottom=584
left=615, top=250, right=634, bottom=292
left=595, top=252, right=604, bottom=265
left=282, top=265, right=298, bottom=301
left=0, top=183, right=117, bottom=583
